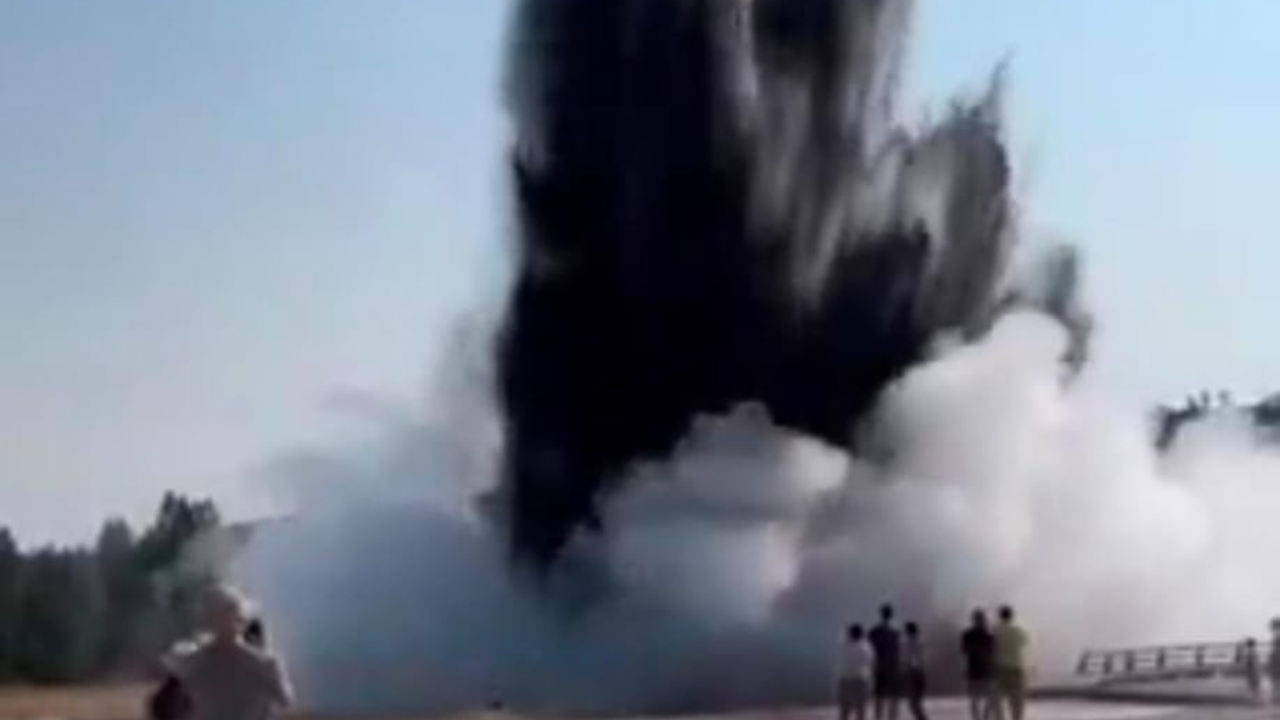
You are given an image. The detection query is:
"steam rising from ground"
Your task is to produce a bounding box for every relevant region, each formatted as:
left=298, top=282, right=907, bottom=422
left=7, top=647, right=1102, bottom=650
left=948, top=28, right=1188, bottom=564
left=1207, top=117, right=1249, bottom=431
left=235, top=312, right=1280, bottom=716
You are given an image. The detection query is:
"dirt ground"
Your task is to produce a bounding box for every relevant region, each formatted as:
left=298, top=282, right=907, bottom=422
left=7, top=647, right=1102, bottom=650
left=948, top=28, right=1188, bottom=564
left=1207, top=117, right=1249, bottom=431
left=0, top=685, right=511, bottom=720
left=0, top=685, right=144, bottom=720
left=0, top=686, right=1259, bottom=720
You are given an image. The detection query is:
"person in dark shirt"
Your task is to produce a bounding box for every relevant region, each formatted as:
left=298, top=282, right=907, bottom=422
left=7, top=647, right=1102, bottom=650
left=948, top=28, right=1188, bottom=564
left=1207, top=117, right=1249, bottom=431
left=148, top=673, right=193, bottom=720
left=868, top=604, right=902, bottom=720
left=960, top=610, right=999, bottom=720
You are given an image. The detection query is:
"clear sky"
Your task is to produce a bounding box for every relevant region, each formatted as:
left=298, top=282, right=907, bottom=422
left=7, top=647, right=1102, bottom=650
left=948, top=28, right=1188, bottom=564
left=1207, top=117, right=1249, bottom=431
left=2, top=0, right=1277, bottom=545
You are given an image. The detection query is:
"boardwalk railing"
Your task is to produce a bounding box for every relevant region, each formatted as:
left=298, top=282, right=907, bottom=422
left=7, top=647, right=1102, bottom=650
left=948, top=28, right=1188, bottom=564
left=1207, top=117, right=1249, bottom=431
left=1076, top=642, right=1271, bottom=686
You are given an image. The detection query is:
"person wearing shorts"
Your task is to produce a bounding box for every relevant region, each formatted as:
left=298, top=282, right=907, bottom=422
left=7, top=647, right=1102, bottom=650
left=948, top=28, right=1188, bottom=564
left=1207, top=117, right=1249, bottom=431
left=837, top=624, right=874, bottom=720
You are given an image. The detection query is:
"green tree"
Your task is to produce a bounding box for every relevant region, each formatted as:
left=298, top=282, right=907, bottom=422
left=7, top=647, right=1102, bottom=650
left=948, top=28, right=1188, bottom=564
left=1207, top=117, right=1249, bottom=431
left=0, top=493, right=223, bottom=684
left=135, top=493, right=222, bottom=650
left=95, top=519, right=147, bottom=674
left=13, top=549, right=105, bottom=682
left=0, top=529, right=19, bottom=679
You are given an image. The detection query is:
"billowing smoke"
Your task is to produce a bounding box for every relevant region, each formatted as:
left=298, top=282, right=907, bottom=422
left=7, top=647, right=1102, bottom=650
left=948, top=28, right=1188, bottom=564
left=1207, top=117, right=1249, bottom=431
left=225, top=0, right=1280, bottom=715
left=498, top=0, right=1018, bottom=566
left=236, top=313, right=1280, bottom=716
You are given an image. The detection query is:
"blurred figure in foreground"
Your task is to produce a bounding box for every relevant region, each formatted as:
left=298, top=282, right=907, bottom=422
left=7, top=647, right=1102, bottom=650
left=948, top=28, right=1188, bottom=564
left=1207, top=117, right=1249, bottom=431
left=837, top=624, right=874, bottom=720
left=162, top=585, right=293, bottom=720
left=148, top=663, right=193, bottom=720
left=903, top=622, right=928, bottom=720
left=149, top=615, right=270, bottom=719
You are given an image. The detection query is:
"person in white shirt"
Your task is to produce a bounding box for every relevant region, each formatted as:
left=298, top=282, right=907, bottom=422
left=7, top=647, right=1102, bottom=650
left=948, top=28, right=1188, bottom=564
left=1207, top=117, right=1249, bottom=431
left=164, top=585, right=294, bottom=720
left=837, top=624, right=874, bottom=720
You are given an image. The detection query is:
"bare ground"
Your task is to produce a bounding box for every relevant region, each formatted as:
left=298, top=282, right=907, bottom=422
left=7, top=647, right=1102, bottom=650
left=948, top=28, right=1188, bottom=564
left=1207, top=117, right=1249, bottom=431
left=0, top=686, right=1263, bottom=720
left=0, top=685, right=143, bottom=720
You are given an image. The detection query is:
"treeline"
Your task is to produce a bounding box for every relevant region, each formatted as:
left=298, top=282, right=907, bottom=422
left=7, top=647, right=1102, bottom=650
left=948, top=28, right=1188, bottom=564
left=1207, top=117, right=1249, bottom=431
left=0, top=493, right=223, bottom=684
left=1155, top=389, right=1280, bottom=450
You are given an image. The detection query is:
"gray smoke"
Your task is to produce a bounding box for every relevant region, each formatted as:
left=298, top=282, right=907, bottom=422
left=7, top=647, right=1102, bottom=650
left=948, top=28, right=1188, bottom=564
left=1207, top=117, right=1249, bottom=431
left=235, top=313, right=1280, bottom=716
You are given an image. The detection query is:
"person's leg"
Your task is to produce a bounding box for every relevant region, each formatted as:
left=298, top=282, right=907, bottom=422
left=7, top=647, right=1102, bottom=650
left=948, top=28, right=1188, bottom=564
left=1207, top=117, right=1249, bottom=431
left=873, top=677, right=886, bottom=720
left=909, top=672, right=928, bottom=720
left=997, top=671, right=1013, bottom=720
left=854, top=682, right=868, bottom=720
left=984, top=681, right=1004, bottom=720
left=967, top=682, right=981, bottom=720
left=838, top=681, right=851, bottom=720
left=910, top=692, right=927, bottom=720
left=1010, top=670, right=1026, bottom=720
left=995, top=671, right=1011, bottom=720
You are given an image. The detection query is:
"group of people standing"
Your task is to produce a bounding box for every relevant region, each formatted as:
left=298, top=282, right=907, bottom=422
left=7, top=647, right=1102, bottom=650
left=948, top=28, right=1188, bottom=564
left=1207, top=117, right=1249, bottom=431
left=837, top=605, right=1030, bottom=720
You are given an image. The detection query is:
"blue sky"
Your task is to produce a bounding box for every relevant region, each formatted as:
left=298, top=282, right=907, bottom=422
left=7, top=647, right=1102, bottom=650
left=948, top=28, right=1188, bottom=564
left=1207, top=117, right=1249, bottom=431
left=2, top=0, right=1277, bottom=544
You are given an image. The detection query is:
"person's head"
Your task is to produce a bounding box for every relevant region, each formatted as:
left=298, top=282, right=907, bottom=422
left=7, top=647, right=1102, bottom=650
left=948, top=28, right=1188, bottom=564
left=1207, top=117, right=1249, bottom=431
left=880, top=604, right=895, bottom=622
left=1246, top=637, right=1258, bottom=648
left=999, top=605, right=1015, bottom=623
left=203, top=585, right=252, bottom=642
left=971, top=609, right=988, bottom=629
left=905, top=622, right=919, bottom=638
left=847, top=623, right=865, bottom=641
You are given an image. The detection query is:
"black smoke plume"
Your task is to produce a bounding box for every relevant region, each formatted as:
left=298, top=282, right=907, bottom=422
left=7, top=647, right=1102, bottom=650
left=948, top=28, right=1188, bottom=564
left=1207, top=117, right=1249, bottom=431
left=498, top=0, right=1017, bottom=567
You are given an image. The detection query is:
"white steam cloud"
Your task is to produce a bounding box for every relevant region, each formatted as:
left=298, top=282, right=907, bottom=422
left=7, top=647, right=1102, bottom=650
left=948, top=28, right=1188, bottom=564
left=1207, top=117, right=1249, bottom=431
left=234, top=311, right=1280, bottom=716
